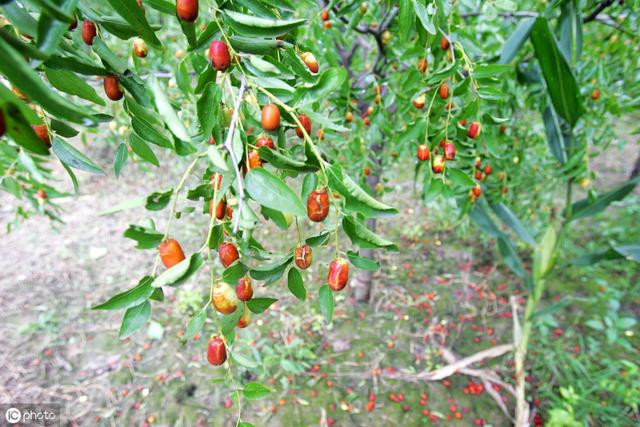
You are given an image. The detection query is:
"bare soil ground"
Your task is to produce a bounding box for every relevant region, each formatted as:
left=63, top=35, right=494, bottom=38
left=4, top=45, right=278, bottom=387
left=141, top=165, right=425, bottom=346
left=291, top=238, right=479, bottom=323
left=0, top=134, right=637, bottom=426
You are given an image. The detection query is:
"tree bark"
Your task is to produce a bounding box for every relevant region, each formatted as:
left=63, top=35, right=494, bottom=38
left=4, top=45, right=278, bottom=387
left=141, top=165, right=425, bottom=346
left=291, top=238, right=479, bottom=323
left=630, top=152, right=640, bottom=179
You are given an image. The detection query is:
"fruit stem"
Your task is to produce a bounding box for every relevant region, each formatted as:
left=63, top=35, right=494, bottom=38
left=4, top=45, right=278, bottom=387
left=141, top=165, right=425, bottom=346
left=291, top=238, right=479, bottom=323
left=251, top=84, right=329, bottom=182
left=152, top=153, right=205, bottom=276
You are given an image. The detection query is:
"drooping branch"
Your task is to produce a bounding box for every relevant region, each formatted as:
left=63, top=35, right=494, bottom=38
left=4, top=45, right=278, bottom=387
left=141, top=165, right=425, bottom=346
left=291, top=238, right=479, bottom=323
left=583, top=0, right=616, bottom=23
left=223, top=76, right=248, bottom=234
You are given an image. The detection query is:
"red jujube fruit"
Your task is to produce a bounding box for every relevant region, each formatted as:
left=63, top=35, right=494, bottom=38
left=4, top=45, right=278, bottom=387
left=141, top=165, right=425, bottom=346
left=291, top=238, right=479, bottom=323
left=468, top=122, right=481, bottom=139
left=328, top=258, right=349, bottom=291
left=104, top=75, right=124, bottom=101
left=212, top=282, right=239, bottom=314
left=209, top=40, right=231, bottom=71
left=207, top=336, right=227, bottom=365
left=159, top=239, right=186, bottom=268
left=307, top=188, right=329, bottom=222
left=296, top=114, right=311, bottom=138
left=417, top=144, right=430, bottom=161
left=236, top=276, right=253, bottom=301
left=32, top=124, right=51, bottom=147
left=218, top=242, right=239, bottom=268
left=261, top=104, right=280, bottom=131
left=82, top=20, right=96, bottom=45
left=294, top=244, right=313, bottom=269
left=256, top=136, right=275, bottom=149
left=176, top=0, right=198, bottom=22
left=444, top=142, right=456, bottom=160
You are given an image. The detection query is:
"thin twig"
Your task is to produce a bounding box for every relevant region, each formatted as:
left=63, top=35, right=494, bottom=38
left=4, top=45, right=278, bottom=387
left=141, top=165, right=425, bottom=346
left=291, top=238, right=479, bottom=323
left=583, top=0, right=616, bottom=23
left=223, top=76, right=247, bottom=234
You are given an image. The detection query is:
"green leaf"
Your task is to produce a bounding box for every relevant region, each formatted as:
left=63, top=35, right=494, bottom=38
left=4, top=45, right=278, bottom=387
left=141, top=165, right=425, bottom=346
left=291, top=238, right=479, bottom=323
left=149, top=76, right=191, bottom=142
left=245, top=168, right=306, bottom=217
left=225, top=10, right=306, bottom=37
left=529, top=16, right=582, bottom=127
left=119, top=301, right=151, bottom=338
left=93, top=276, right=154, bottom=310
left=130, top=133, right=159, bottom=166
left=0, top=37, right=98, bottom=126
left=398, top=0, right=415, bottom=42
left=413, top=0, right=435, bottom=35
left=570, top=244, right=640, bottom=266
left=247, top=297, right=277, bottom=314
left=152, top=253, right=204, bottom=287
left=532, top=225, right=557, bottom=280
left=52, top=138, right=105, bottom=174
left=145, top=0, right=174, bottom=14
left=198, top=83, right=221, bottom=139
left=347, top=251, right=379, bottom=271
left=447, top=168, right=475, bottom=188
left=342, top=216, right=398, bottom=250
left=223, top=262, right=249, bottom=284
left=60, top=162, right=79, bottom=195
left=114, top=143, right=128, bottom=177
left=318, top=285, right=334, bottom=324
left=0, top=94, right=50, bottom=155
left=185, top=306, right=207, bottom=340
left=45, top=67, right=105, bottom=106
left=242, top=382, right=273, bottom=400
left=208, top=224, right=224, bottom=249
left=490, top=203, right=536, bottom=245
left=500, top=17, right=535, bottom=64
left=124, top=224, right=163, bottom=249
left=473, top=64, right=512, bottom=79
left=105, top=0, right=162, bottom=47
left=231, top=351, right=259, bottom=369
left=301, top=173, right=318, bottom=202
left=570, top=177, right=639, bottom=221
left=36, top=0, right=79, bottom=56
left=287, top=268, right=306, bottom=300
left=497, top=235, right=527, bottom=278
left=543, top=104, right=569, bottom=164
left=327, top=164, right=398, bottom=218
left=145, top=188, right=173, bottom=210
left=306, top=230, right=332, bottom=247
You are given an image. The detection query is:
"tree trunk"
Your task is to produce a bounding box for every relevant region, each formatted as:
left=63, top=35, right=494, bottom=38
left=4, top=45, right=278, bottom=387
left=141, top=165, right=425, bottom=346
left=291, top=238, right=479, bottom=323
left=630, top=152, right=640, bottom=179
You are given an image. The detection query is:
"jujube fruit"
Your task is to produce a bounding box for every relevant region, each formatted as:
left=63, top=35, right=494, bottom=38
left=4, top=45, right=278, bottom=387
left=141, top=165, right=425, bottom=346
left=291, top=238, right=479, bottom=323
left=484, top=164, right=492, bottom=175
left=444, top=142, right=456, bottom=160
left=591, top=89, right=600, bottom=100
left=296, top=114, right=311, bottom=139
left=321, top=8, right=329, bottom=21
left=237, top=307, right=251, bottom=328
left=82, top=20, right=96, bottom=45
left=440, top=36, right=450, bottom=50
left=207, top=336, right=227, bottom=365
left=327, top=258, right=349, bottom=291
left=218, top=241, right=239, bottom=268
left=294, top=244, right=313, bottom=269
left=261, top=104, right=280, bottom=131
left=104, top=75, right=124, bottom=101
left=417, top=144, right=430, bottom=161
left=417, top=58, right=428, bottom=73
left=439, top=82, right=449, bottom=99
left=413, top=94, right=426, bottom=109
left=159, top=239, right=186, bottom=268
left=32, top=124, right=51, bottom=147
left=471, top=186, right=482, bottom=198
left=176, top=0, right=198, bottom=22
left=432, top=155, right=445, bottom=174
left=468, top=122, right=481, bottom=139
left=133, top=38, right=148, bottom=58
left=307, top=188, right=329, bottom=222
left=301, top=52, right=319, bottom=73
left=209, top=40, right=231, bottom=71
left=256, top=136, right=275, bottom=149
left=212, top=282, right=239, bottom=314
left=69, top=16, right=77, bottom=30
left=209, top=198, right=226, bottom=220
left=236, top=276, right=253, bottom=301
left=248, top=149, right=262, bottom=169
